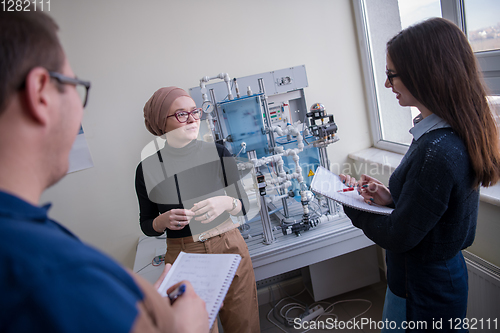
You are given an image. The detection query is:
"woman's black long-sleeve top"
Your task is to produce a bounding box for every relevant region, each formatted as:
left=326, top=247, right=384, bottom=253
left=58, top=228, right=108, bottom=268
left=135, top=139, right=249, bottom=238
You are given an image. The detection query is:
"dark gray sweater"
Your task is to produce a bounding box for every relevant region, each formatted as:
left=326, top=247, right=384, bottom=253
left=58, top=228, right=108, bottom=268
left=345, top=128, right=478, bottom=262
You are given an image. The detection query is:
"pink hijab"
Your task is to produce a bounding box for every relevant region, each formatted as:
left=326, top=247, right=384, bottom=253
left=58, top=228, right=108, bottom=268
left=143, top=86, right=192, bottom=136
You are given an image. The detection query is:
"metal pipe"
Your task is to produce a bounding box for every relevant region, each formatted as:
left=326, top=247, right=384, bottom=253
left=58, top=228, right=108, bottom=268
left=199, top=73, right=233, bottom=102
left=234, top=78, right=241, bottom=98
left=248, top=150, right=275, bottom=244
left=257, top=78, right=276, bottom=149
left=208, top=88, right=223, bottom=141
left=258, top=78, right=285, bottom=218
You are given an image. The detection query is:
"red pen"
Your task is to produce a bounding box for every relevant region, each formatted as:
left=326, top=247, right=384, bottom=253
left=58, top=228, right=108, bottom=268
left=338, top=184, right=369, bottom=192
left=338, top=187, right=355, bottom=192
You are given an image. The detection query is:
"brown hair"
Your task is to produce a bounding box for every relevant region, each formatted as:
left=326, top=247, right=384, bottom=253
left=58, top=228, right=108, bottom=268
left=387, top=17, right=500, bottom=187
left=0, top=8, right=65, bottom=114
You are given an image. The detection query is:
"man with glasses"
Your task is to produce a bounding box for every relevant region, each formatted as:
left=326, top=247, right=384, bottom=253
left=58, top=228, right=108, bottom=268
left=0, top=9, right=208, bottom=333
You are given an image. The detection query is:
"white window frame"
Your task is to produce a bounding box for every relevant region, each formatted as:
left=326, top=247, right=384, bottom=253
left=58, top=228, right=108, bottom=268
left=442, top=0, right=500, bottom=95
left=354, top=0, right=500, bottom=155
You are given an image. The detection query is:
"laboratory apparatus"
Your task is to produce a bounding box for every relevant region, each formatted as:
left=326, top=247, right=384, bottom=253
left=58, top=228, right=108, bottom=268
left=189, top=66, right=342, bottom=244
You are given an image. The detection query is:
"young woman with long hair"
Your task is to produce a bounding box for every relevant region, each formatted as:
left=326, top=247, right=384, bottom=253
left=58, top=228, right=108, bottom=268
left=341, top=18, right=500, bottom=332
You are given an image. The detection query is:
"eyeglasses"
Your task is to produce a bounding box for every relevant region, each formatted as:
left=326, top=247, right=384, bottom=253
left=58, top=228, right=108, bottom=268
left=385, top=70, right=399, bottom=86
left=49, top=72, right=91, bottom=108
left=166, top=108, right=203, bottom=123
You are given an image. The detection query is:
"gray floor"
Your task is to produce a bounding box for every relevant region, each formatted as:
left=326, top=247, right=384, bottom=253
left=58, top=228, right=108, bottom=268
left=258, top=279, right=387, bottom=333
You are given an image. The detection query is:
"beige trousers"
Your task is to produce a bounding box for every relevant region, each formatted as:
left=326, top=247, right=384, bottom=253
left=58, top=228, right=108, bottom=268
left=165, top=228, right=260, bottom=333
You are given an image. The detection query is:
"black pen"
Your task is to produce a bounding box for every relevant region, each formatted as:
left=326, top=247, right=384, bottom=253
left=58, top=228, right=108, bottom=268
left=167, top=283, right=186, bottom=304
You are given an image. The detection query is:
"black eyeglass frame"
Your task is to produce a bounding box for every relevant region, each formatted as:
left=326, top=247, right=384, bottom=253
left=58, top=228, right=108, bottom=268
left=166, top=108, right=203, bottom=123
left=49, top=71, right=91, bottom=108
left=385, top=70, right=399, bottom=86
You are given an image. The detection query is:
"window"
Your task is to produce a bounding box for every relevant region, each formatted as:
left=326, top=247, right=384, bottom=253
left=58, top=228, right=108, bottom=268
left=464, top=0, right=500, bottom=53
left=398, top=0, right=442, bottom=121
left=398, top=0, right=442, bottom=30
left=354, top=0, right=500, bottom=154
left=461, top=0, right=500, bottom=96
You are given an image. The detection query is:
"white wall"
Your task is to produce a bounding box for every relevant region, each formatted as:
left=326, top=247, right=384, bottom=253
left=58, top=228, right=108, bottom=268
left=41, top=0, right=372, bottom=268
left=468, top=202, right=500, bottom=267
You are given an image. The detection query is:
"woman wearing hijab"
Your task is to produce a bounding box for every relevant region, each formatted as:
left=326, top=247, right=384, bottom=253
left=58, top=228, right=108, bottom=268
left=135, top=87, right=259, bottom=333
left=341, top=18, right=500, bottom=332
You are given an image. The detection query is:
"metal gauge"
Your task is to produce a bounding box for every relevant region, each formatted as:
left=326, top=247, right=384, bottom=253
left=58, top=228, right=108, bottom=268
left=202, top=101, right=214, bottom=114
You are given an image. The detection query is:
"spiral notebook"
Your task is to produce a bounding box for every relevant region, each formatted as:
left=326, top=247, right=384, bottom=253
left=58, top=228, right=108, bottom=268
left=157, top=251, right=241, bottom=328
left=310, top=166, right=394, bottom=215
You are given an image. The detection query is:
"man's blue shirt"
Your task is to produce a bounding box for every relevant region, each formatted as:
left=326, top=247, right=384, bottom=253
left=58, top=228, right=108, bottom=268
left=0, top=190, right=143, bottom=332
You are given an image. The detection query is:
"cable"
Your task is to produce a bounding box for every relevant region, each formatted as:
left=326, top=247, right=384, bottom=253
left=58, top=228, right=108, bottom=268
left=135, top=262, right=152, bottom=274
left=310, top=199, right=323, bottom=213
left=266, top=308, right=289, bottom=332
left=278, top=284, right=308, bottom=307
left=267, top=284, right=289, bottom=331
left=302, top=112, right=308, bottom=131
left=267, top=286, right=309, bottom=332
left=271, top=285, right=288, bottom=327
left=266, top=164, right=276, bottom=181
left=152, top=255, right=165, bottom=267
left=281, top=302, right=305, bottom=321
left=265, top=282, right=374, bottom=333
left=307, top=200, right=323, bottom=220
left=235, top=144, right=246, bottom=158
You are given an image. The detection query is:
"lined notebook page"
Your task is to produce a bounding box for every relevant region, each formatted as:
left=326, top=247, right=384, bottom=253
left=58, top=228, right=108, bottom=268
left=310, top=166, right=394, bottom=215
left=157, top=251, right=241, bottom=329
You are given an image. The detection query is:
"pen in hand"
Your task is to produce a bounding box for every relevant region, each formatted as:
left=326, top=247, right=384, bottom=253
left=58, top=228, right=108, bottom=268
left=337, top=184, right=368, bottom=192
left=167, top=283, right=186, bottom=305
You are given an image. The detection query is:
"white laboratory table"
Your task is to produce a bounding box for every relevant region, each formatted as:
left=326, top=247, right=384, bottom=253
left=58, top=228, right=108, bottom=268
left=133, top=234, right=168, bottom=284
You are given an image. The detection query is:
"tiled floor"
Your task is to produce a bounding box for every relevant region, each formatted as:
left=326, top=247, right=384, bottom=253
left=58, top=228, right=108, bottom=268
left=258, top=279, right=387, bottom=333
